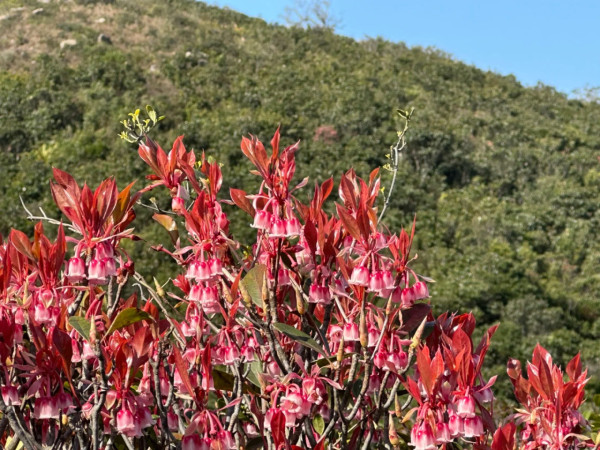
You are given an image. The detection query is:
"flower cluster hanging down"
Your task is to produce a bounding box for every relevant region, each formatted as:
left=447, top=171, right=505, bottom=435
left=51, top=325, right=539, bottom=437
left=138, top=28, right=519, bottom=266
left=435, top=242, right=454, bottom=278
left=0, top=127, right=595, bottom=449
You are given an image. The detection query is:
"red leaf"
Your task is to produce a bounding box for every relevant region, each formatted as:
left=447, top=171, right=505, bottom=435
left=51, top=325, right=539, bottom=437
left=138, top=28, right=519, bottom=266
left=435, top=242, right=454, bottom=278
left=336, top=204, right=361, bottom=242
left=173, top=346, right=197, bottom=405
left=566, top=353, right=582, bottom=381
left=416, top=346, right=435, bottom=396
left=270, top=126, right=280, bottom=161
left=271, top=410, right=287, bottom=450
left=491, top=422, right=516, bottom=450
left=230, top=188, right=255, bottom=217
left=303, top=219, right=318, bottom=256
left=95, top=178, right=119, bottom=226
left=339, top=172, right=357, bottom=210
left=355, top=207, right=371, bottom=242
left=320, top=177, right=334, bottom=202
left=9, top=229, right=33, bottom=260
left=526, top=362, right=550, bottom=401
left=51, top=326, right=73, bottom=379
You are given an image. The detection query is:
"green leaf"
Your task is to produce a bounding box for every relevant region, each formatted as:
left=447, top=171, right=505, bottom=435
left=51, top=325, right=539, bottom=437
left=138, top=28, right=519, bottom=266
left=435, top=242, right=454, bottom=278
left=313, top=414, right=325, bottom=435
left=246, top=359, right=263, bottom=388
left=105, top=308, right=154, bottom=337
left=68, top=316, right=91, bottom=340
left=314, top=352, right=355, bottom=367
left=240, top=264, right=267, bottom=307
left=146, top=105, right=157, bottom=123
left=273, top=322, right=326, bottom=356
left=213, top=368, right=260, bottom=394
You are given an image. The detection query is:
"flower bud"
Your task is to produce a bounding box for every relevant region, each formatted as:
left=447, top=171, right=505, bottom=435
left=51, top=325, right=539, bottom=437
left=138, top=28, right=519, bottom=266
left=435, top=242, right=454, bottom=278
left=171, top=196, right=185, bottom=214
left=389, top=415, right=399, bottom=446
left=359, top=313, right=368, bottom=348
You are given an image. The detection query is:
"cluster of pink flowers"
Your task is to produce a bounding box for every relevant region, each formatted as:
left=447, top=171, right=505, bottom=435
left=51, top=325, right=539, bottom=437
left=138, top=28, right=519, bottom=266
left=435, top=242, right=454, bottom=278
left=0, top=126, right=594, bottom=450
left=403, top=314, right=497, bottom=449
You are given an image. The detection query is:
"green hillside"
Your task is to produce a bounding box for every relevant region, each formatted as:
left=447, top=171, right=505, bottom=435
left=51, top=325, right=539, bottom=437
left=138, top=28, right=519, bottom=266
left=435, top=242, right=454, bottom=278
left=3, top=0, right=600, bottom=394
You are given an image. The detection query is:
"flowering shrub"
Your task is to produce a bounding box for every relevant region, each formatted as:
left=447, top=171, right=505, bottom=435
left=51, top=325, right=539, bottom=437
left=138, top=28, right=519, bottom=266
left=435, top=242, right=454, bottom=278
left=0, top=112, right=597, bottom=449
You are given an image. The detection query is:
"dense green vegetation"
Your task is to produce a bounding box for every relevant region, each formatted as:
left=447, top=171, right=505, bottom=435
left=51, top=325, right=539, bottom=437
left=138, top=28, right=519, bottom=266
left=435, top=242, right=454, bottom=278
left=2, top=0, right=600, bottom=396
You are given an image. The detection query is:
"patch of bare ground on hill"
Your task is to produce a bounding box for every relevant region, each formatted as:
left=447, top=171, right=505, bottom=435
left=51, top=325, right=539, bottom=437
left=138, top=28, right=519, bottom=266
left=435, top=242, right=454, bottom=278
left=0, top=0, right=235, bottom=74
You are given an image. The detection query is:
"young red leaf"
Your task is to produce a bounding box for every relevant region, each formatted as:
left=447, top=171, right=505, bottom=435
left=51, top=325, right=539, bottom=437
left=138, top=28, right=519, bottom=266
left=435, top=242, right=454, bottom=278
left=491, top=422, right=516, bottom=450
left=566, top=353, right=582, bottom=381
left=172, top=346, right=197, bottom=405
left=9, top=229, right=34, bottom=260
left=271, top=409, right=287, bottom=450
left=230, top=188, right=255, bottom=217
left=51, top=326, right=73, bottom=381
left=336, top=204, right=361, bottom=242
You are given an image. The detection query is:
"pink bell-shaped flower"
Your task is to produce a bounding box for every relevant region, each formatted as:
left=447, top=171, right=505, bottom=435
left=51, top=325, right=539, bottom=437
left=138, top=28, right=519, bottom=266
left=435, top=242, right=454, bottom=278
left=349, top=265, right=370, bottom=286
left=343, top=322, right=359, bottom=341
left=103, top=257, right=117, bottom=277
left=381, top=270, right=395, bottom=289
left=456, top=394, right=476, bottom=418
left=34, top=301, right=51, bottom=323
left=217, top=430, right=236, bottom=450
left=435, top=422, right=452, bottom=444
left=182, top=434, right=203, bottom=450
left=138, top=407, right=155, bottom=429
left=368, top=271, right=385, bottom=292
left=196, top=261, right=211, bottom=281
left=65, top=257, right=86, bottom=282
left=413, top=281, right=429, bottom=300
left=251, top=210, right=272, bottom=230
left=308, top=284, right=331, bottom=305
left=241, top=345, right=255, bottom=362
left=327, top=325, right=343, bottom=343
left=95, top=242, right=114, bottom=260
left=270, top=219, right=287, bottom=238
left=463, top=416, right=484, bottom=437
left=34, top=396, right=59, bottom=419
left=448, top=413, right=464, bottom=436
left=1, top=386, right=20, bottom=406
left=223, top=346, right=240, bottom=365
left=116, top=408, right=136, bottom=436
left=87, top=258, right=108, bottom=284
left=367, top=326, right=380, bottom=347
left=410, top=422, right=436, bottom=450
left=401, top=286, right=416, bottom=307
left=200, top=286, right=220, bottom=314
left=188, top=284, right=202, bottom=302
left=209, top=258, right=223, bottom=277
left=167, top=411, right=178, bottom=431
left=285, top=218, right=302, bottom=237
left=55, top=392, right=73, bottom=412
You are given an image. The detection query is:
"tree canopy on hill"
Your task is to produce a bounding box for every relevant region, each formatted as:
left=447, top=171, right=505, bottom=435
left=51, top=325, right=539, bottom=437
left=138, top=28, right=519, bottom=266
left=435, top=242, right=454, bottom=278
left=2, top=0, right=600, bottom=395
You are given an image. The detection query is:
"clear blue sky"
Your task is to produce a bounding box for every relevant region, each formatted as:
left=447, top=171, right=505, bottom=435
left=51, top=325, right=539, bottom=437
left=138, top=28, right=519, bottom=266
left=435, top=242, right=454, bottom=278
left=205, top=0, right=599, bottom=96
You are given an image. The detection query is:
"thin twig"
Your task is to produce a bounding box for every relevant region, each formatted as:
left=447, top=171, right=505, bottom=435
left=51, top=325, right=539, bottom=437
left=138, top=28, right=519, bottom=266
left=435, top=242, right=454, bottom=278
left=19, top=196, right=80, bottom=234
left=378, top=109, right=412, bottom=224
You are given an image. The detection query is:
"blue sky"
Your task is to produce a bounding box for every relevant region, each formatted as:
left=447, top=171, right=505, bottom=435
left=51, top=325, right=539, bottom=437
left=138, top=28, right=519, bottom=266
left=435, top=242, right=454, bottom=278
left=205, top=0, right=600, bottom=96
